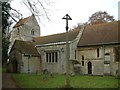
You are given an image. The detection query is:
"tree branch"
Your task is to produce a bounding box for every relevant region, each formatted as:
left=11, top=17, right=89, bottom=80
left=10, top=7, right=22, bottom=17
left=3, top=9, right=17, bottom=22
left=37, top=0, right=50, bottom=20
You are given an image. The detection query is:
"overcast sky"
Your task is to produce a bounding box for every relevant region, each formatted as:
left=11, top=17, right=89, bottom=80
left=10, top=0, right=119, bottom=36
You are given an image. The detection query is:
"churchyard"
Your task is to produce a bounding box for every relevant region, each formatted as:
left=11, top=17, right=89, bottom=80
left=12, top=73, right=119, bottom=88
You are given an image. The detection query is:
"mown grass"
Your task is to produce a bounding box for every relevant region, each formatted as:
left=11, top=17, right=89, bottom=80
left=12, top=73, right=119, bottom=88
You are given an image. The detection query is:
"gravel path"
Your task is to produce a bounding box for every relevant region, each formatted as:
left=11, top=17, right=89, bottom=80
left=2, top=73, right=20, bottom=88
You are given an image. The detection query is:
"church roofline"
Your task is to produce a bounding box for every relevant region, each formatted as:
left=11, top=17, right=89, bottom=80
left=13, top=15, right=32, bottom=28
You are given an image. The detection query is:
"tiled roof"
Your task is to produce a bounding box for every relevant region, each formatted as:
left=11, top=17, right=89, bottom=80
left=11, top=40, right=40, bottom=57
left=77, top=21, right=120, bottom=47
left=33, top=27, right=80, bottom=45
left=13, top=16, right=32, bottom=28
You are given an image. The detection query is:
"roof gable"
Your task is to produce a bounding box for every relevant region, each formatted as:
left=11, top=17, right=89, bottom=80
left=34, top=27, right=80, bottom=45
left=13, top=15, right=32, bottom=28
left=10, top=40, right=40, bottom=57
left=78, top=21, right=120, bottom=47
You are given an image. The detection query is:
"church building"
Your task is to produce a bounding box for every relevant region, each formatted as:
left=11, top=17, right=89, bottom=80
left=9, top=14, right=40, bottom=52
left=8, top=18, right=120, bottom=76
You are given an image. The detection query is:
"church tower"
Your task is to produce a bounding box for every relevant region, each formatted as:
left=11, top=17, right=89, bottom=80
left=9, top=14, right=40, bottom=52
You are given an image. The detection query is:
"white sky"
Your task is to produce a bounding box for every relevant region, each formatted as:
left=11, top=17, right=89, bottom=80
left=10, top=0, right=120, bottom=36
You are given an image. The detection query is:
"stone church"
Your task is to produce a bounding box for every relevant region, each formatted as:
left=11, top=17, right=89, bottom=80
left=8, top=16, right=120, bottom=76
left=9, top=14, right=40, bottom=52
left=8, top=14, right=41, bottom=73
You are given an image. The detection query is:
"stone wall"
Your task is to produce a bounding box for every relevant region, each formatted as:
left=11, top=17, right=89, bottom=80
left=34, top=25, right=85, bottom=74
left=9, top=15, right=40, bottom=53
left=76, top=45, right=120, bottom=76
left=77, top=47, right=103, bottom=75
left=22, top=54, right=41, bottom=73
left=8, top=49, right=41, bottom=73
left=8, top=49, right=22, bottom=73
left=36, top=43, right=67, bottom=74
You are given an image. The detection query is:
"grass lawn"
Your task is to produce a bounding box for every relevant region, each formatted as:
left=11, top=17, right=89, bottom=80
left=12, top=73, right=119, bottom=88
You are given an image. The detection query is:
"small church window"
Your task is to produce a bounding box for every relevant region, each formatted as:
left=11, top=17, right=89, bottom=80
left=114, top=47, right=120, bottom=62
left=104, top=53, right=110, bottom=64
left=97, top=48, right=99, bottom=57
left=46, top=51, right=58, bottom=63
left=55, top=52, right=58, bottom=62
left=46, top=53, right=49, bottom=62
left=17, top=28, right=20, bottom=35
left=82, top=55, right=84, bottom=66
left=105, top=53, right=110, bottom=55
left=31, top=29, right=34, bottom=35
left=52, top=52, right=54, bottom=62
left=75, top=50, right=76, bottom=59
left=49, top=53, right=51, bottom=62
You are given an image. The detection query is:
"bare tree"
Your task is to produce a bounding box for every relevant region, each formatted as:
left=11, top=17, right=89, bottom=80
left=7, top=0, right=52, bottom=30
left=22, top=0, right=51, bottom=22
left=88, top=11, right=115, bottom=25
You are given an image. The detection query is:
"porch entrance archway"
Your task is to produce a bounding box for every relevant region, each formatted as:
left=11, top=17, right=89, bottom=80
left=88, top=62, right=92, bottom=74
left=13, top=59, right=18, bottom=73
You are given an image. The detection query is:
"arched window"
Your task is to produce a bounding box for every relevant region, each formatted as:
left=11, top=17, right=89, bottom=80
left=105, top=53, right=110, bottom=55
left=114, top=47, right=119, bottom=62
left=31, top=29, right=34, bottom=35
left=82, top=55, right=84, bottom=66
left=17, top=28, right=20, bottom=35
left=97, top=48, right=99, bottom=57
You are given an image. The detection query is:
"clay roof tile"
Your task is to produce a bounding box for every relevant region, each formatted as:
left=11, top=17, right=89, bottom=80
left=78, top=21, right=120, bottom=46
left=13, top=16, right=32, bottom=28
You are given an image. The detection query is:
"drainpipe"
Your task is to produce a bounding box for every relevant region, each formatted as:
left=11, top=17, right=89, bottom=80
left=110, top=52, right=112, bottom=75
left=28, top=54, right=31, bottom=73
left=102, top=45, right=105, bottom=75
